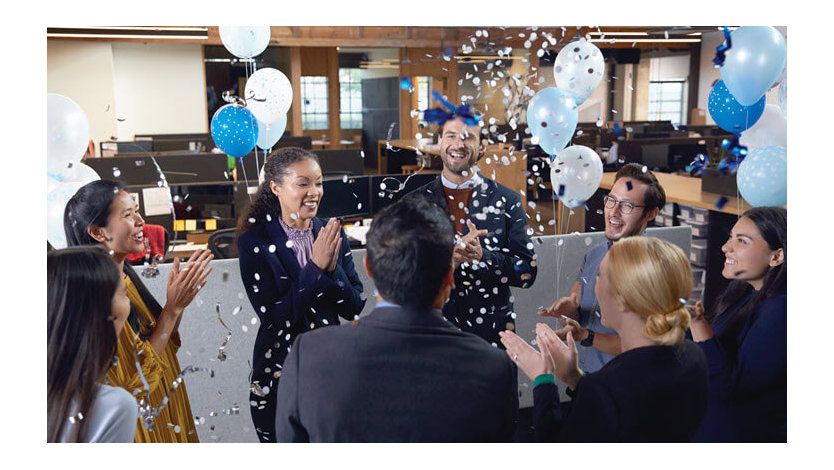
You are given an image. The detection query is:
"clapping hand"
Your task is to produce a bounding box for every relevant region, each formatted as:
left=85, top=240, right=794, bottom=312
left=553, top=315, right=589, bottom=343
left=311, top=218, right=342, bottom=274
left=539, top=289, right=579, bottom=319
left=687, top=300, right=705, bottom=323
left=453, top=220, right=488, bottom=269
left=499, top=329, right=554, bottom=381
left=165, top=248, right=214, bottom=316
left=535, top=323, right=583, bottom=390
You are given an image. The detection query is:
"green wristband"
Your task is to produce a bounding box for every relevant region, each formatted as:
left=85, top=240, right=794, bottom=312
left=534, top=374, right=556, bottom=387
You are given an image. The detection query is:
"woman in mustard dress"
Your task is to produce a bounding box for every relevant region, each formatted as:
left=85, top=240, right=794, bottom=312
left=64, top=180, right=213, bottom=442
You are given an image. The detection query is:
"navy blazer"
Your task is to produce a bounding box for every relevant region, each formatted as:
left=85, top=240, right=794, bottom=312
left=694, top=294, right=787, bottom=442
left=533, top=341, right=708, bottom=442
left=274, top=305, right=518, bottom=442
left=407, top=174, right=537, bottom=346
left=237, top=216, right=365, bottom=395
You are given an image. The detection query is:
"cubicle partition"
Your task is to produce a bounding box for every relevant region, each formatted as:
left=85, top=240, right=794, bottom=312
left=135, top=225, right=691, bottom=442
left=85, top=153, right=229, bottom=185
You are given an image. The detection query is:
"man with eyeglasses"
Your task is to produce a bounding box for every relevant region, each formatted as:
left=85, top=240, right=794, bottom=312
left=539, top=163, right=667, bottom=372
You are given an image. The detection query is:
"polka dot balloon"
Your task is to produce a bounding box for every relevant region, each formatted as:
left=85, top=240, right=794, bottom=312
left=737, top=145, right=787, bottom=207
left=553, top=38, right=605, bottom=106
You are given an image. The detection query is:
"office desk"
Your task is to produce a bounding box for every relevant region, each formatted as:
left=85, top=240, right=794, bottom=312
left=599, top=172, right=752, bottom=216
left=171, top=242, right=208, bottom=259
left=312, top=139, right=357, bottom=150
left=377, top=139, right=440, bottom=174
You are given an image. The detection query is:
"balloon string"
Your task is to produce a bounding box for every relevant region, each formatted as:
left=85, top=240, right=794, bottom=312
left=238, top=157, right=253, bottom=203
left=144, top=154, right=179, bottom=257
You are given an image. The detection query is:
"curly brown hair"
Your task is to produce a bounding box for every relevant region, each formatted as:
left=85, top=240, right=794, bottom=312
left=237, top=146, right=320, bottom=233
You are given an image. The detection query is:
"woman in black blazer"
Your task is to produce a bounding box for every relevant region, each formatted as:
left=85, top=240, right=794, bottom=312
left=237, top=147, right=365, bottom=443
left=688, top=207, right=786, bottom=442
left=501, top=237, right=708, bottom=442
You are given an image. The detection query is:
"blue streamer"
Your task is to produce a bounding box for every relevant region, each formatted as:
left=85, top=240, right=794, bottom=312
left=713, top=26, right=732, bottom=68
left=720, top=133, right=748, bottom=165
left=686, top=153, right=710, bottom=176
left=423, top=89, right=482, bottom=127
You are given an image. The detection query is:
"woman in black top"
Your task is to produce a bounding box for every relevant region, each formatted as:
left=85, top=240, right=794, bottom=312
left=501, top=236, right=708, bottom=442
left=688, top=207, right=786, bottom=442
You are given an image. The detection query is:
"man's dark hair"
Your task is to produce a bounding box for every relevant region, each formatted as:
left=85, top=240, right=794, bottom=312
left=366, top=195, right=454, bottom=309
left=614, top=163, right=666, bottom=211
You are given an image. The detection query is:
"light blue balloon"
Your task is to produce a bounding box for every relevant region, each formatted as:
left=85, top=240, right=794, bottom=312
left=526, top=88, right=578, bottom=155
left=720, top=26, right=787, bottom=106
left=708, top=80, right=765, bottom=133
left=256, top=114, right=288, bottom=150
left=211, top=104, right=258, bottom=158
left=737, top=145, right=787, bottom=207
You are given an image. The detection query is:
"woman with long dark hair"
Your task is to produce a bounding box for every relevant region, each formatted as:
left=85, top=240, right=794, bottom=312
left=237, top=147, right=365, bottom=442
left=689, top=206, right=787, bottom=442
left=64, top=179, right=212, bottom=442
left=48, top=247, right=136, bottom=442
left=501, top=237, right=708, bottom=442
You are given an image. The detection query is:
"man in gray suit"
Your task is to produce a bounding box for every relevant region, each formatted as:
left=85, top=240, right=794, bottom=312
left=274, top=195, right=518, bottom=442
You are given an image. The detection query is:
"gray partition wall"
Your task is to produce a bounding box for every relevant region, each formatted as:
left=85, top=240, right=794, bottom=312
left=136, top=225, right=691, bottom=442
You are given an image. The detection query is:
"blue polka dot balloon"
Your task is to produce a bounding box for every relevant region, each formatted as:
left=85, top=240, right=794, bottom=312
left=737, top=145, right=787, bottom=207
left=211, top=104, right=259, bottom=158
left=708, top=80, right=765, bottom=133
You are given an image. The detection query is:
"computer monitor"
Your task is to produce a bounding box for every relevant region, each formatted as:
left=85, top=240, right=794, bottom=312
left=370, top=172, right=437, bottom=216
left=153, top=139, right=207, bottom=152
left=232, top=148, right=366, bottom=183
left=316, top=149, right=365, bottom=176
left=274, top=135, right=313, bottom=150
left=316, top=176, right=372, bottom=220
left=641, top=144, right=670, bottom=171
left=117, top=140, right=152, bottom=154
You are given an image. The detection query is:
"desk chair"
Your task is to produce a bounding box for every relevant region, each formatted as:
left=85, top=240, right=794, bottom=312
left=207, top=228, right=238, bottom=259
left=126, top=224, right=170, bottom=265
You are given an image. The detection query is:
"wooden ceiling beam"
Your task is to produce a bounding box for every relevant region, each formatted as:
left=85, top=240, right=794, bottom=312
left=49, top=26, right=706, bottom=51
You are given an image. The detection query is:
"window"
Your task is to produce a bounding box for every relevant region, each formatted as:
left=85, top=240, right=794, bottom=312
left=301, top=76, right=328, bottom=130
left=339, top=68, right=362, bottom=129
left=648, top=80, right=685, bottom=127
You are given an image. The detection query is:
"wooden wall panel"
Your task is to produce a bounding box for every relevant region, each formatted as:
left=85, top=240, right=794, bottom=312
left=299, top=47, right=330, bottom=76
left=289, top=47, right=302, bottom=136
left=326, top=47, right=341, bottom=149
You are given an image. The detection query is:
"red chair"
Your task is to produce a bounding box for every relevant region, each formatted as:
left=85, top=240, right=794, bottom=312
left=126, top=224, right=169, bottom=265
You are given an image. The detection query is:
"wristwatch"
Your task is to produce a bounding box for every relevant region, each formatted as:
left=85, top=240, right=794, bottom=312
left=580, top=329, right=595, bottom=348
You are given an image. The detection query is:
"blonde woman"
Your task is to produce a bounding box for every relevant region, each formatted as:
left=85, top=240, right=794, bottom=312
left=500, top=237, right=708, bottom=442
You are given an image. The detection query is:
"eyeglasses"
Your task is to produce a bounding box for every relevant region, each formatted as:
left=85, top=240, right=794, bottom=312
left=602, top=195, right=647, bottom=215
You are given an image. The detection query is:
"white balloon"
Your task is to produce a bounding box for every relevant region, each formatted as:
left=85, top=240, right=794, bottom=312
left=553, top=39, right=605, bottom=105
left=245, top=68, right=293, bottom=124
left=219, top=26, right=271, bottom=59
left=550, top=145, right=604, bottom=208
left=47, top=181, right=86, bottom=249
left=63, top=162, right=101, bottom=185
left=47, top=94, right=90, bottom=180
left=739, top=104, right=787, bottom=150
left=47, top=175, right=61, bottom=194
left=778, top=80, right=787, bottom=117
